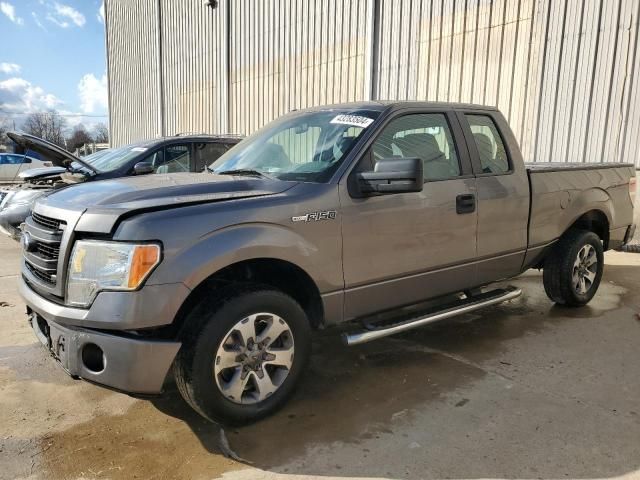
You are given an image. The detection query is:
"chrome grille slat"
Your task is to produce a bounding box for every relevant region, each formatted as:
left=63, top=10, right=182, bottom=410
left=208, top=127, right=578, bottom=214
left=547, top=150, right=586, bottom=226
left=25, top=262, right=56, bottom=285
left=31, top=211, right=63, bottom=231
left=36, top=243, right=60, bottom=260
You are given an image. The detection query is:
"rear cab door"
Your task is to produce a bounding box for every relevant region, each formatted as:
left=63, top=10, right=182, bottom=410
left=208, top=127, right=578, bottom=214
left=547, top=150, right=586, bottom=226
left=455, top=109, right=530, bottom=283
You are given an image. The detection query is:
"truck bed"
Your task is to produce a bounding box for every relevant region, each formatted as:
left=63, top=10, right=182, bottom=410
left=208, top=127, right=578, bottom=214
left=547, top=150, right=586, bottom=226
left=526, top=162, right=635, bottom=249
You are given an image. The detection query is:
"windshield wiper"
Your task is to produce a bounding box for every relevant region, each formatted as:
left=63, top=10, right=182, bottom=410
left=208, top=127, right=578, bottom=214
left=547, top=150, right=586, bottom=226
left=215, top=169, right=272, bottom=179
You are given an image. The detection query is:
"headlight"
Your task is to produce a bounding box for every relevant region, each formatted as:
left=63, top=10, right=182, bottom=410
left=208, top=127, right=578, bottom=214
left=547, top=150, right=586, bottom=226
left=66, top=240, right=161, bottom=307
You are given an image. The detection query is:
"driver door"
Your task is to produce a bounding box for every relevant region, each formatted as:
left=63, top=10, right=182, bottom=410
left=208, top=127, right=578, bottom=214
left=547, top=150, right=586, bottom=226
left=340, top=111, right=478, bottom=320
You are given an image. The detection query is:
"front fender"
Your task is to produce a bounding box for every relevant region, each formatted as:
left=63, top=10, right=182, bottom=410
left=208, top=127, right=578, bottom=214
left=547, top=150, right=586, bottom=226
left=147, top=222, right=341, bottom=294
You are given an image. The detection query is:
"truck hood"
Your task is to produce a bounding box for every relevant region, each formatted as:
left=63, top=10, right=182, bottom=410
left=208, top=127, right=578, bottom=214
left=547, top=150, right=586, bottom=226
left=39, top=172, right=296, bottom=213
left=7, top=132, right=98, bottom=173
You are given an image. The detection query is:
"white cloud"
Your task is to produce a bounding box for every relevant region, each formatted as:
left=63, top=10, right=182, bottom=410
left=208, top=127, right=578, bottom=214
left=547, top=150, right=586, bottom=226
left=31, top=11, right=46, bottom=30
left=46, top=2, right=85, bottom=28
left=97, top=2, right=104, bottom=24
left=0, top=77, right=61, bottom=113
left=0, top=2, right=24, bottom=25
left=77, top=73, right=108, bottom=114
left=56, top=110, right=106, bottom=131
left=0, top=62, right=20, bottom=75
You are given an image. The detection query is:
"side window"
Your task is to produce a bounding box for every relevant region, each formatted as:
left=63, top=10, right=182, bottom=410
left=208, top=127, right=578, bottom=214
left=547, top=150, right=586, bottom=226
left=155, top=144, right=192, bottom=174
left=466, top=114, right=510, bottom=174
left=6, top=155, right=26, bottom=164
left=367, top=113, right=461, bottom=181
left=139, top=149, right=164, bottom=172
left=194, top=142, right=231, bottom=172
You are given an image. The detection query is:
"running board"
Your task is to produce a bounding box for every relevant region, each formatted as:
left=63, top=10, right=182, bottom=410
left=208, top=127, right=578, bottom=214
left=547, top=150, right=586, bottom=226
left=342, top=286, right=522, bottom=346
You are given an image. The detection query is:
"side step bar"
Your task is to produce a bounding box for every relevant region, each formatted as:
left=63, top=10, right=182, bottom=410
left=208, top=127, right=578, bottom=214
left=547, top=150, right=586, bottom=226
left=342, top=286, right=522, bottom=346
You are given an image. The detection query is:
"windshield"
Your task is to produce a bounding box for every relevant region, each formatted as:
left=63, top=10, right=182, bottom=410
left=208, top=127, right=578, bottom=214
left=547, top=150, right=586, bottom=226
left=72, top=145, right=147, bottom=173
left=209, top=109, right=380, bottom=182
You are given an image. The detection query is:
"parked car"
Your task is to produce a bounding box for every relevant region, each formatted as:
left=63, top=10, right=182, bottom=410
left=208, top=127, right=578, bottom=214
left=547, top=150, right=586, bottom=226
left=0, top=153, right=52, bottom=182
left=0, top=133, right=243, bottom=238
left=19, top=102, right=636, bottom=424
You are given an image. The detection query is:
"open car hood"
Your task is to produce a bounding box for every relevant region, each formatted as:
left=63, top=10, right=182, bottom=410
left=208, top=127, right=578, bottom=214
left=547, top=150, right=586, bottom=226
left=7, top=132, right=98, bottom=173
left=18, top=166, right=67, bottom=180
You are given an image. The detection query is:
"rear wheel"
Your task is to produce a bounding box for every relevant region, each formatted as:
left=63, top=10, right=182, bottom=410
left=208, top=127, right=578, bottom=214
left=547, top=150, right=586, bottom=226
left=174, top=287, right=311, bottom=424
left=543, top=229, right=604, bottom=307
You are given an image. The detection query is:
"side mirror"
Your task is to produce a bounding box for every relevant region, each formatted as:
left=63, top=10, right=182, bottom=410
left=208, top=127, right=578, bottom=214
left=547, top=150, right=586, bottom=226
left=133, top=161, right=154, bottom=175
left=354, top=157, right=423, bottom=197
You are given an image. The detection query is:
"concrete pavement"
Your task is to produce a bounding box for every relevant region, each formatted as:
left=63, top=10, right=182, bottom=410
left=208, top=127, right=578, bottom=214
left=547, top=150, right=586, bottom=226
left=1, top=234, right=639, bottom=480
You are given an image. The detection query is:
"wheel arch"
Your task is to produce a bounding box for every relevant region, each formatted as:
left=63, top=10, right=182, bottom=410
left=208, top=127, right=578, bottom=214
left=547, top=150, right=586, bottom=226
left=173, top=257, right=325, bottom=338
left=566, top=209, right=611, bottom=250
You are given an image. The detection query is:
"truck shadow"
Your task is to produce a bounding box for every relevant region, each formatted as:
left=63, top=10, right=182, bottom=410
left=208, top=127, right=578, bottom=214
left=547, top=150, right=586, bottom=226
left=151, top=265, right=640, bottom=479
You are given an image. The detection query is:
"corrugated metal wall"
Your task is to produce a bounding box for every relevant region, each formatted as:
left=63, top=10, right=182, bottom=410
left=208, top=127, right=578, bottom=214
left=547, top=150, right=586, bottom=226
left=229, top=0, right=372, bottom=134
left=159, top=0, right=228, bottom=136
left=106, top=0, right=640, bottom=168
left=105, top=0, right=161, bottom=145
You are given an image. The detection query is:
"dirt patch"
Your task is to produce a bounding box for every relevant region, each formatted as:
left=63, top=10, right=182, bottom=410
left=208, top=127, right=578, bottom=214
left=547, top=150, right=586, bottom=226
left=38, top=400, right=241, bottom=480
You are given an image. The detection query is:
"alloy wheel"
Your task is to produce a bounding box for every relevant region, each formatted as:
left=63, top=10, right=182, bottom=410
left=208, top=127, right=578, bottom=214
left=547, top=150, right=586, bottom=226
left=213, top=313, right=294, bottom=404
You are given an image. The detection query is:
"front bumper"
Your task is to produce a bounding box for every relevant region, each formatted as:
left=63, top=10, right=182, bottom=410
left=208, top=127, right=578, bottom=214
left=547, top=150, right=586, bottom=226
left=19, top=275, right=191, bottom=330
left=19, top=275, right=187, bottom=394
left=0, top=203, right=29, bottom=238
left=29, top=312, right=181, bottom=394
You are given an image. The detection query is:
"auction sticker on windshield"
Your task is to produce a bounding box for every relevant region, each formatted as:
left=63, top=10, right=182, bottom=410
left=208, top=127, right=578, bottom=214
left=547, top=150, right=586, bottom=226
left=330, top=114, right=374, bottom=128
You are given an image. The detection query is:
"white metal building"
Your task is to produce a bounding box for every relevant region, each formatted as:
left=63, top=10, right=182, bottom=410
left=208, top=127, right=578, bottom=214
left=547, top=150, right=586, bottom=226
left=105, top=0, right=640, bottom=167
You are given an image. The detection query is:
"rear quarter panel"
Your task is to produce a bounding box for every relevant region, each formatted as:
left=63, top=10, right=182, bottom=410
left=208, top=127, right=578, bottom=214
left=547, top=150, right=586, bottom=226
left=528, top=165, right=635, bottom=247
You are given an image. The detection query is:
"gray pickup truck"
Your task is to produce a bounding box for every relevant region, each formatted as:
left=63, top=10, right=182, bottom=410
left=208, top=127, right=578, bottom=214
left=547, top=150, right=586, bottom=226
left=19, top=102, right=636, bottom=424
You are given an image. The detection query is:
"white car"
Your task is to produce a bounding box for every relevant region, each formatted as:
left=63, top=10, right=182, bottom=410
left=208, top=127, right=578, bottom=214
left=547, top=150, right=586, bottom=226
left=0, top=153, right=51, bottom=182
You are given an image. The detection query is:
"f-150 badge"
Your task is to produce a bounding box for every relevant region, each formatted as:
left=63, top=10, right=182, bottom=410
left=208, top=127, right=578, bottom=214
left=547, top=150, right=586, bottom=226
left=292, top=210, right=337, bottom=223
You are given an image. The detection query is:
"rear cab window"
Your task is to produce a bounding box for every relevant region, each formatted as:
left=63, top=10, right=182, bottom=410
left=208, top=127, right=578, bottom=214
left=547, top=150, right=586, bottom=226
left=465, top=114, right=510, bottom=175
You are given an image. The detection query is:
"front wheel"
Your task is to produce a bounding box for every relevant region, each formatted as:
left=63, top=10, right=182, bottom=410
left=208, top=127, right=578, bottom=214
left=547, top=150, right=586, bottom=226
left=543, top=229, right=604, bottom=307
left=173, top=287, right=311, bottom=424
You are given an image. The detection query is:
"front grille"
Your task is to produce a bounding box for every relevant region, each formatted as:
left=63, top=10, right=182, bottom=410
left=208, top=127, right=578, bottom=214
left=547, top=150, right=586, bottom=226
left=23, top=212, right=66, bottom=288
left=32, top=212, right=63, bottom=231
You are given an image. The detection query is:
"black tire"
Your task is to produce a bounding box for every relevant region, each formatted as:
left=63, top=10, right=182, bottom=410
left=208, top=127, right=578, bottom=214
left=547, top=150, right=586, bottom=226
left=173, top=286, right=311, bottom=425
left=543, top=229, right=604, bottom=307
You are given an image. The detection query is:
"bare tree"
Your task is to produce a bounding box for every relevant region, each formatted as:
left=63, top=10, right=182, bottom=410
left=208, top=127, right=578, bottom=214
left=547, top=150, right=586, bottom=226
left=67, top=124, right=94, bottom=151
left=22, top=110, right=68, bottom=147
left=0, top=115, right=10, bottom=146
left=92, top=122, right=109, bottom=144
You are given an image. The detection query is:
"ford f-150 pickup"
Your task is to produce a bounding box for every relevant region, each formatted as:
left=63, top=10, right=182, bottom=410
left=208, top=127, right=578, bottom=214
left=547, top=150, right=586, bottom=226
left=18, top=102, right=636, bottom=424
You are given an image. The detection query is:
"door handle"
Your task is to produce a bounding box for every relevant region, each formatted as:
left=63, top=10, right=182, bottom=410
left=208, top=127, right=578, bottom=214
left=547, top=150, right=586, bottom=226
left=456, top=194, right=476, bottom=214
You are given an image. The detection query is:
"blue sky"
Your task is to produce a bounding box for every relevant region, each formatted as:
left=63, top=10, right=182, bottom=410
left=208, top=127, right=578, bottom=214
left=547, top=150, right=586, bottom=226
left=0, top=0, right=107, bottom=131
